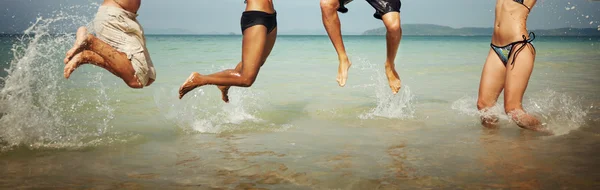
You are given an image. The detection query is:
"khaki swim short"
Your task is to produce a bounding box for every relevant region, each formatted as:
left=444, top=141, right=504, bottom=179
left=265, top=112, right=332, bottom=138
left=93, top=6, right=156, bottom=86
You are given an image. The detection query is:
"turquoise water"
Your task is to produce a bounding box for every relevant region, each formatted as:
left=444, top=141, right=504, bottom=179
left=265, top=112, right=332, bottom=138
left=1, top=22, right=600, bottom=189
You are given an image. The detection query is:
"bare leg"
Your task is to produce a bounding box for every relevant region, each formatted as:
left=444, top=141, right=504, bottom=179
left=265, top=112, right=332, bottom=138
left=381, top=12, right=402, bottom=94
left=215, top=62, right=243, bottom=103
left=65, top=50, right=142, bottom=88
left=63, top=26, right=141, bottom=88
left=477, top=49, right=507, bottom=128
left=179, top=26, right=277, bottom=99
left=216, top=26, right=277, bottom=103
left=217, top=62, right=240, bottom=103
left=320, top=0, right=351, bottom=87
left=504, top=43, right=546, bottom=132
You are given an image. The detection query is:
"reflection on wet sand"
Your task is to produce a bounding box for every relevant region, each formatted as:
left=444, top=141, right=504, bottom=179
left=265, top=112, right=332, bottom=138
left=478, top=129, right=550, bottom=189
left=173, top=134, right=316, bottom=189
left=2, top=118, right=599, bottom=189
left=172, top=133, right=432, bottom=189
left=385, top=143, right=415, bottom=180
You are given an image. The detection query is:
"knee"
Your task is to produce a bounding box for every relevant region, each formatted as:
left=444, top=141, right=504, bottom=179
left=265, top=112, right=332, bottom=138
left=320, top=0, right=339, bottom=11
left=126, top=80, right=143, bottom=89
left=239, top=76, right=256, bottom=87
left=386, top=22, right=402, bottom=35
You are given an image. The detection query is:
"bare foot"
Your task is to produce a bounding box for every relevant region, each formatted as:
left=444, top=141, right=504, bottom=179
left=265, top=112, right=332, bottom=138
left=218, top=86, right=230, bottom=103
left=481, top=115, right=500, bottom=129
left=336, top=58, right=351, bottom=87
left=385, top=63, right=402, bottom=94
left=508, top=110, right=551, bottom=134
left=179, top=72, right=204, bottom=99
left=64, top=27, right=89, bottom=64
left=64, top=52, right=84, bottom=79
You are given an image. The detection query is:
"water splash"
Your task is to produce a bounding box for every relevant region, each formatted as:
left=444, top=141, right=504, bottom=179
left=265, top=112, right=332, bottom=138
left=0, top=4, right=129, bottom=152
left=451, top=96, right=509, bottom=120
left=525, top=89, right=589, bottom=136
left=360, top=85, right=415, bottom=119
left=451, top=90, right=589, bottom=136
left=561, top=1, right=599, bottom=29
left=154, top=86, right=268, bottom=134
left=352, top=57, right=416, bottom=119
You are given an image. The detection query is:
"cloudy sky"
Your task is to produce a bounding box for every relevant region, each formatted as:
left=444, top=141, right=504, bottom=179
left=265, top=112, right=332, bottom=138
left=0, top=0, right=599, bottom=34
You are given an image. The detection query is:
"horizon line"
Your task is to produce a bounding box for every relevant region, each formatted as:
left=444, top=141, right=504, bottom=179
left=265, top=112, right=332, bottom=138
left=1, top=25, right=599, bottom=35
left=2, top=34, right=598, bottom=37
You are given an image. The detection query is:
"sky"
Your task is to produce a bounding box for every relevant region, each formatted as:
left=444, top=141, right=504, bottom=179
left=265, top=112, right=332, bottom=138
left=0, top=0, right=599, bottom=35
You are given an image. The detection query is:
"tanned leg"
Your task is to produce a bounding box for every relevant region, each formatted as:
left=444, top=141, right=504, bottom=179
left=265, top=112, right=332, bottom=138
left=63, top=26, right=141, bottom=88
left=320, top=0, right=351, bottom=87
left=217, top=62, right=241, bottom=103
left=381, top=12, right=402, bottom=94
left=217, top=27, right=278, bottom=103
left=503, top=43, right=548, bottom=133
left=477, top=49, right=507, bottom=128
left=179, top=25, right=270, bottom=99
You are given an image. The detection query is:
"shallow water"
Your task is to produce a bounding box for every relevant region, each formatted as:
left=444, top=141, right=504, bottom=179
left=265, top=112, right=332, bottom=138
left=1, top=19, right=600, bottom=189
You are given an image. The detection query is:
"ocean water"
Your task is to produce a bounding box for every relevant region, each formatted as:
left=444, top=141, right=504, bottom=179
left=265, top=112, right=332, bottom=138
left=0, top=15, right=599, bottom=189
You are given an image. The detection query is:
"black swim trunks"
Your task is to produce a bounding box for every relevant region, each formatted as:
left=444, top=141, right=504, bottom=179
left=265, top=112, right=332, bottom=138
left=240, top=11, right=277, bottom=34
left=338, top=0, right=401, bottom=20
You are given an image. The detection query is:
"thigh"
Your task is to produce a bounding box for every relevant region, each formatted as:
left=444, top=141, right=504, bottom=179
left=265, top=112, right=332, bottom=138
left=260, top=28, right=277, bottom=65
left=241, top=25, right=268, bottom=78
left=381, top=11, right=400, bottom=27
left=504, top=43, right=536, bottom=109
left=478, top=48, right=507, bottom=107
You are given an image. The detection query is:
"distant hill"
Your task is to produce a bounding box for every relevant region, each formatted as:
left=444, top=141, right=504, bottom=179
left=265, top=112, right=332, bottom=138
left=533, top=27, right=600, bottom=36
left=363, top=24, right=600, bottom=36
